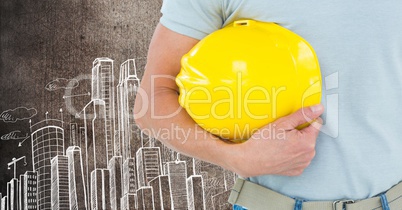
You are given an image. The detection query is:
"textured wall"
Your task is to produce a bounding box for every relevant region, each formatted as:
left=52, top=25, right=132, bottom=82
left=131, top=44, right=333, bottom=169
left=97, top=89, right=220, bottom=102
left=1, top=1, right=235, bottom=209
left=0, top=0, right=162, bottom=196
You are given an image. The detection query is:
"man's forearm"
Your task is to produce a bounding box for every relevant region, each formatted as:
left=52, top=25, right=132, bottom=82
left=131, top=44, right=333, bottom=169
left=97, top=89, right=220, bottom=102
left=134, top=86, right=239, bottom=171
left=132, top=23, right=244, bottom=173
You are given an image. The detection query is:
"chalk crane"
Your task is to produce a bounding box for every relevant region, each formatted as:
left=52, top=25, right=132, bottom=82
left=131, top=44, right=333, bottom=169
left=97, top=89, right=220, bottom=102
left=7, top=156, right=27, bottom=179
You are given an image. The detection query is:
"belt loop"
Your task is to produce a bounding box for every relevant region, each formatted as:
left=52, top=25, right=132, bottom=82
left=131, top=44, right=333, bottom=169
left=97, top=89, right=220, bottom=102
left=333, top=200, right=354, bottom=210
left=294, top=199, right=304, bottom=210
left=229, top=178, right=246, bottom=204
left=380, top=193, right=390, bottom=210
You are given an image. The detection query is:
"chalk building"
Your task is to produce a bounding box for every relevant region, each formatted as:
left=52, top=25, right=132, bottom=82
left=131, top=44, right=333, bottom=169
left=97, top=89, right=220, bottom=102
left=31, top=119, right=65, bottom=210
left=51, top=155, right=70, bottom=210
left=7, top=178, right=19, bottom=210
left=82, top=99, right=108, bottom=209
left=117, top=59, right=141, bottom=161
left=122, top=158, right=137, bottom=195
left=19, top=171, right=38, bottom=210
left=108, top=156, right=122, bottom=210
left=90, top=169, right=111, bottom=210
left=224, top=170, right=237, bottom=192
left=187, top=175, right=205, bottom=210
left=79, top=127, right=86, bottom=152
left=78, top=126, right=87, bottom=205
left=120, top=193, right=136, bottom=210
left=83, top=99, right=108, bottom=170
left=136, top=187, right=154, bottom=210
left=149, top=175, right=171, bottom=210
left=179, top=154, right=195, bottom=178
left=136, top=147, right=162, bottom=188
left=166, top=161, right=189, bottom=210
left=212, top=190, right=232, bottom=210
left=69, top=123, right=78, bottom=146
left=194, top=159, right=226, bottom=209
left=66, top=146, right=87, bottom=210
left=92, top=57, right=116, bottom=160
left=1, top=196, right=7, bottom=210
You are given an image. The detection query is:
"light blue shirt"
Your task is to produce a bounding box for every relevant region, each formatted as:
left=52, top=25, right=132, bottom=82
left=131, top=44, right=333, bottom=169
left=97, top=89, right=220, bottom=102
left=160, top=0, right=402, bottom=201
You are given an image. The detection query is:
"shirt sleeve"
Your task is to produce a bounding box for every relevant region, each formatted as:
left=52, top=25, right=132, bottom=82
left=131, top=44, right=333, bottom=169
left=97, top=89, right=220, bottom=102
left=160, top=0, right=225, bottom=40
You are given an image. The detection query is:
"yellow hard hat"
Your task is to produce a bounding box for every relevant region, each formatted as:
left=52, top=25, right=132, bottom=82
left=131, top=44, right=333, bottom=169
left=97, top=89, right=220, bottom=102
left=176, top=20, right=322, bottom=142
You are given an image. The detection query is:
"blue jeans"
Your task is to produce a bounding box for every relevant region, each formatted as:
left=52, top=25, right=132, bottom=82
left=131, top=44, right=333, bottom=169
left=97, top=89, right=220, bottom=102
left=233, top=204, right=247, bottom=210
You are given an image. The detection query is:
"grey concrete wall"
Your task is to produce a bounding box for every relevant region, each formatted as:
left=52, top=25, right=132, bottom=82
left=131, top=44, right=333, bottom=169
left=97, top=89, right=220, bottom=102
left=0, top=1, right=234, bottom=209
left=0, top=0, right=162, bottom=196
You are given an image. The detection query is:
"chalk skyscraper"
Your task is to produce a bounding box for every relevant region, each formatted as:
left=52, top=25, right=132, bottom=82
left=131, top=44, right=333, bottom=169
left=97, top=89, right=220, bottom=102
left=136, top=147, right=162, bottom=188
left=50, top=155, right=70, bottom=210
left=117, top=59, right=141, bottom=161
left=92, top=57, right=116, bottom=160
left=66, top=146, right=87, bottom=210
left=31, top=119, right=65, bottom=210
left=166, top=161, right=189, bottom=210
left=19, top=171, right=37, bottom=210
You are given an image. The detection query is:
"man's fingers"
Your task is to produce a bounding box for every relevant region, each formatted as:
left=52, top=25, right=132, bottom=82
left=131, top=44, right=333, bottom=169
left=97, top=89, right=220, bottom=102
left=275, top=104, right=324, bottom=130
left=298, top=117, right=323, bottom=140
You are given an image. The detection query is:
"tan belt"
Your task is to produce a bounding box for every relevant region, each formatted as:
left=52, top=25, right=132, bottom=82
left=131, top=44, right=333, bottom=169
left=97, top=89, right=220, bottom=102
left=228, top=178, right=402, bottom=210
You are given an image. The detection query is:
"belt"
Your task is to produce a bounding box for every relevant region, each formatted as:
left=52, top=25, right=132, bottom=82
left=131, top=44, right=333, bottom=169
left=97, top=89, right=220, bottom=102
left=228, top=178, right=402, bottom=210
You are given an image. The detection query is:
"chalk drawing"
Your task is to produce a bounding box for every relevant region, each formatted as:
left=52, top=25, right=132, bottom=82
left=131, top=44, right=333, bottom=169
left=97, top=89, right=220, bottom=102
left=0, top=107, right=37, bottom=123
left=45, top=78, right=79, bottom=91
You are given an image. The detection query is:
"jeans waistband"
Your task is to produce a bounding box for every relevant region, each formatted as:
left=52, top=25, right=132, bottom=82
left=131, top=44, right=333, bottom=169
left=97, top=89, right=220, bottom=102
left=228, top=178, right=402, bottom=210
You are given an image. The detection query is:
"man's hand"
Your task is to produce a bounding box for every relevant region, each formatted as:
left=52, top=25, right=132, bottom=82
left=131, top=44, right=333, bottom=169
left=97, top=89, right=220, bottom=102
left=227, top=104, right=324, bottom=177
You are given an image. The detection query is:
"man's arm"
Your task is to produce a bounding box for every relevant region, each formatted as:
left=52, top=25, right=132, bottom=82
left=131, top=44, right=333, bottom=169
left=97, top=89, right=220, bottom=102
left=134, top=23, right=324, bottom=177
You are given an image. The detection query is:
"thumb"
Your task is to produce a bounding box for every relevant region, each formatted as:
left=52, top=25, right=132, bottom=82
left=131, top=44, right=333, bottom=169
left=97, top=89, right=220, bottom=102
left=275, top=104, right=324, bottom=130
left=299, top=117, right=323, bottom=139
